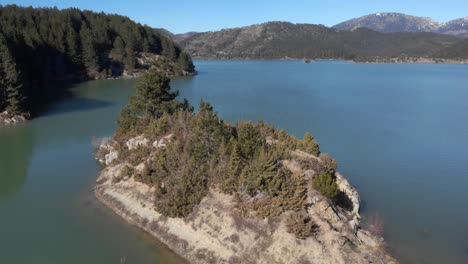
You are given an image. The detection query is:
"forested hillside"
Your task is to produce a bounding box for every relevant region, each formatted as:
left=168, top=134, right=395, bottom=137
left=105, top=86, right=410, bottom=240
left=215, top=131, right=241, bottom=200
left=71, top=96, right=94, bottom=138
left=181, top=21, right=467, bottom=61
left=0, top=5, right=194, bottom=117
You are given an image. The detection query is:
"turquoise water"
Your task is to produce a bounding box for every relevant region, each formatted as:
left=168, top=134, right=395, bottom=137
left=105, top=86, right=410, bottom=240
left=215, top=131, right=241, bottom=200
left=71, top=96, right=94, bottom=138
left=173, top=60, right=468, bottom=264
left=0, top=60, right=467, bottom=263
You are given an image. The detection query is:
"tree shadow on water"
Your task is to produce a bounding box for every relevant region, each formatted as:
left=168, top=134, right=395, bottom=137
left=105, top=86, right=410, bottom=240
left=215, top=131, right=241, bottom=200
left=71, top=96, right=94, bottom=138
left=0, top=126, right=34, bottom=202
left=40, top=96, right=113, bottom=117
left=29, top=80, right=113, bottom=117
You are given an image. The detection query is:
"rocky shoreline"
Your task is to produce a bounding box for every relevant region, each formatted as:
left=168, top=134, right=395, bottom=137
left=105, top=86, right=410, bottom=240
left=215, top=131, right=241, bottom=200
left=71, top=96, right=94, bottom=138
left=94, top=136, right=397, bottom=264
left=0, top=111, right=28, bottom=125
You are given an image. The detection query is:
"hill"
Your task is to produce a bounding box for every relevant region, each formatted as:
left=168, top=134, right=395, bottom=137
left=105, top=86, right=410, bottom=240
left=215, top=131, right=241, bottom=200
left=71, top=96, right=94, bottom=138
left=438, top=18, right=468, bottom=38
left=181, top=21, right=464, bottom=60
left=0, top=5, right=194, bottom=119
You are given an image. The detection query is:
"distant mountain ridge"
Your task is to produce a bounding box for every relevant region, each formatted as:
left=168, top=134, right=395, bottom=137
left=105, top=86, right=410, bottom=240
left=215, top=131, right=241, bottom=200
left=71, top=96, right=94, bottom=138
left=156, top=29, right=199, bottom=42
left=180, top=21, right=468, bottom=61
left=333, top=13, right=468, bottom=38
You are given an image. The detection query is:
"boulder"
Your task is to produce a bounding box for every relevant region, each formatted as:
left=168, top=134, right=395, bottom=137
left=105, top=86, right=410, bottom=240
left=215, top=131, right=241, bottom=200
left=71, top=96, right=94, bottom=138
left=105, top=151, right=119, bottom=166
left=126, top=135, right=149, bottom=150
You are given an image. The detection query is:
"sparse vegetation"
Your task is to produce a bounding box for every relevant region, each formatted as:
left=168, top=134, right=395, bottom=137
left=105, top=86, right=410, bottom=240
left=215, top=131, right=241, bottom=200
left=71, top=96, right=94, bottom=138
left=110, top=69, right=344, bottom=219
left=286, top=210, right=318, bottom=239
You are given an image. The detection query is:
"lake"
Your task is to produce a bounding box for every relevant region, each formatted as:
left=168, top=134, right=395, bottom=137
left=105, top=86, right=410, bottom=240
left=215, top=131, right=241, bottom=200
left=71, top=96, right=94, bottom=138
left=1, top=60, right=467, bottom=263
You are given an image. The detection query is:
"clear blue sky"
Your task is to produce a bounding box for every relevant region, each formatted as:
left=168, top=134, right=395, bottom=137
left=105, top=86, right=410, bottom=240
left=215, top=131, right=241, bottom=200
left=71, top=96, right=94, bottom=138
left=1, top=0, right=467, bottom=33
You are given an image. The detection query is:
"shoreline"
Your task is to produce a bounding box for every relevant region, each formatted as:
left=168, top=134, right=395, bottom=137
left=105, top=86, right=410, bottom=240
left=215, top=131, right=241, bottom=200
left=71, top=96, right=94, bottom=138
left=191, top=56, right=468, bottom=65
left=0, top=111, right=28, bottom=125
left=94, top=137, right=397, bottom=264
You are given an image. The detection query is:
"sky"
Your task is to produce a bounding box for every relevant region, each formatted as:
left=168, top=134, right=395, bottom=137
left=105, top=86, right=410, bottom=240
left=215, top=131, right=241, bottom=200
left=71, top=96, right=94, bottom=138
left=1, top=0, right=467, bottom=33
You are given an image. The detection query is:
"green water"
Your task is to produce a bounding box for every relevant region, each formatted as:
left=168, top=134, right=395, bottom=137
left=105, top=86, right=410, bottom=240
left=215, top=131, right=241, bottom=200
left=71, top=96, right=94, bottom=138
left=1, top=60, right=468, bottom=264
left=0, top=79, right=185, bottom=264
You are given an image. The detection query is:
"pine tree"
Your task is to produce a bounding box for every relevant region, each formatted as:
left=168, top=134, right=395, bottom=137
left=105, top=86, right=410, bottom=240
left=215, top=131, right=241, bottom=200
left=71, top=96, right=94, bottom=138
left=80, top=24, right=99, bottom=74
left=0, top=35, right=24, bottom=114
left=177, top=52, right=195, bottom=72
left=66, top=27, right=81, bottom=64
left=117, top=70, right=188, bottom=130
left=312, top=172, right=338, bottom=198
left=222, top=141, right=243, bottom=193
left=111, top=36, right=126, bottom=61
left=301, top=132, right=320, bottom=156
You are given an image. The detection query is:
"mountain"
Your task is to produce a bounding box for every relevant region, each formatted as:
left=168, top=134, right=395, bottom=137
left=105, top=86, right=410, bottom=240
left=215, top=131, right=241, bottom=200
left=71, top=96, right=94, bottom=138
left=438, top=18, right=468, bottom=38
left=181, top=21, right=465, bottom=60
left=157, top=29, right=200, bottom=42
left=0, top=5, right=194, bottom=118
left=174, top=32, right=199, bottom=41
left=334, top=13, right=468, bottom=38
left=333, top=13, right=440, bottom=33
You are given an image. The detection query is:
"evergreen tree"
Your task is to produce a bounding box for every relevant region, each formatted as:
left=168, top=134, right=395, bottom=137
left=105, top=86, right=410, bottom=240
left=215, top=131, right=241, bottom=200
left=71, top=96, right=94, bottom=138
left=111, top=36, right=126, bottom=60
left=301, top=132, right=320, bottom=156
left=0, top=34, right=24, bottom=114
left=118, top=70, right=188, bottom=129
left=178, top=52, right=195, bottom=72
left=222, top=141, right=243, bottom=193
left=240, top=148, right=280, bottom=196
left=66, top=26, right=81, bottom=64
left=0, top=5, right=195, bottom=116
left=79, top=24, right=99, bottom=73
left=312, top=172, right=338, bottom=198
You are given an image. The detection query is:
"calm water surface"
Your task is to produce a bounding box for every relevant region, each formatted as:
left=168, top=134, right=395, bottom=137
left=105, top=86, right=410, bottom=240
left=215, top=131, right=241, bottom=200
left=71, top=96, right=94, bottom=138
left=0, top=79, right=185, bottom=264
left=1, top=60, right=467, bottom=264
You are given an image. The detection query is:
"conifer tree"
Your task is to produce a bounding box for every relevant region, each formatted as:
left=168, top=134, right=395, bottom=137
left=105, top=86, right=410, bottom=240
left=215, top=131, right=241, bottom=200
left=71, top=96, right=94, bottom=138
left=80, top=24, right=99, bottom=73
left=222, top=141, right=243, bottom=193
left=0, top=35, right=24, bottom=114
left=301, top=132, right=320, bottom=156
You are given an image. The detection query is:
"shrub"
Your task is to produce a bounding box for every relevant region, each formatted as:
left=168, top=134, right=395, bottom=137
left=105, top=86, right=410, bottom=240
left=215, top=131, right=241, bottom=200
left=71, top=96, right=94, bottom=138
left=240, top=170, right=307, bottom=218
left=319, top=153, right=337, bottom=173
left=236, top=121, right=266, bottom=160
left=154, top=160, right=208, bottom=218
left=286, top=210, right=318, bottom=239
left=239, top=148, right=280, bottom=196
left=299, top=132, right=320, bottom=156
left=312, top=172, right=338, bottom=198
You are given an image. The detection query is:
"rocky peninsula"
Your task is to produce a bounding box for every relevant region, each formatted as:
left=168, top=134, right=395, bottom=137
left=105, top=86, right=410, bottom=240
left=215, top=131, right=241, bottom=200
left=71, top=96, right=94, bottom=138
left=94, top=70, right=397, bottom=264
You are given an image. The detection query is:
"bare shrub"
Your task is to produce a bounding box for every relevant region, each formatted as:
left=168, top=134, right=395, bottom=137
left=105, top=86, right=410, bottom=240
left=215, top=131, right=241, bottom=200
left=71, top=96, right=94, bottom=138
left=319, top=153, right=337, bottom=173
left=286, top=210, right=318, bottom=239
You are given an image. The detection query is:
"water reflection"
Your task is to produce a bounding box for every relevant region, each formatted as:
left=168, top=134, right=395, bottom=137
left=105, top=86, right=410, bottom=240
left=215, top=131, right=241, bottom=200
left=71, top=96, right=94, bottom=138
left=0, top=124, right=34, bottom=201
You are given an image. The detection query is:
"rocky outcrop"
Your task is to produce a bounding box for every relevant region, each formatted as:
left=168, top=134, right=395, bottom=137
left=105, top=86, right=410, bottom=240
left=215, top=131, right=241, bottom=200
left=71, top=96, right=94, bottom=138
left=126, top=135, right=150, bottom=150
left=95, top=138, right=397, bottom=264
left=107, top=53, right=195, bottom=80
left=0, top=111, right=28, bottom=125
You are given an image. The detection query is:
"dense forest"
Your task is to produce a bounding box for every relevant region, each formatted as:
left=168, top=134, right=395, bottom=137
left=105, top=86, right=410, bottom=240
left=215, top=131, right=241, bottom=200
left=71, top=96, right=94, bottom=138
left=181, top=21, right=468, bottom=60
left=0, top=5, right=194, bottom=116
